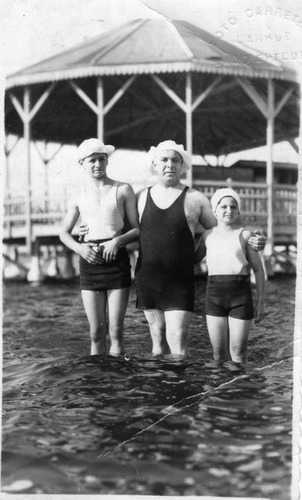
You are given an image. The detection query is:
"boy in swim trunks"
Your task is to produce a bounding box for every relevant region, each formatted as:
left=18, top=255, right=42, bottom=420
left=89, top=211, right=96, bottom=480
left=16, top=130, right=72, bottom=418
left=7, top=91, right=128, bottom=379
left=60, top=139, right=139, bottom=356
left=201, top=188, right=265, bottom=365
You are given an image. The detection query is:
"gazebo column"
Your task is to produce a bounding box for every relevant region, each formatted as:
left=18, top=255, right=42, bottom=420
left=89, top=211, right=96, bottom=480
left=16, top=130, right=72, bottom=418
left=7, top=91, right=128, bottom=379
left=266, top=78, right=275, bottom=255
left=292, top=75, right=302, bottom=500
left=97, top=77, right=104, bottom=141
left=236, top=77, right=294, bottom=259
left=8, top=83, right=55, bottom=279
left=24, top=86, right=32, bottom=255
left=4, top=137, right=19, bottom=254
left=33, top=141, right=63, bottom=213
left=185, top=72, right=193, bottom=187
left=70, top=76, right=136, bottom=143
left=5, top=136, right=19, bottom=193
left=152, top=74, right=224, bottom=187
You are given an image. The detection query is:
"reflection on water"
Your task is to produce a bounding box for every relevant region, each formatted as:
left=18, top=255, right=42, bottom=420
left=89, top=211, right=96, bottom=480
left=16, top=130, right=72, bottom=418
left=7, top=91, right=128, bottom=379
left=2, top=276, right=295, bottom=497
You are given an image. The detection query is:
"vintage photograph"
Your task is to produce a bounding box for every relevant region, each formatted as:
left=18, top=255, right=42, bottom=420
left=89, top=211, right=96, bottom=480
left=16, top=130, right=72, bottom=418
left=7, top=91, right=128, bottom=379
left=2, top=0, right=301, bottom=498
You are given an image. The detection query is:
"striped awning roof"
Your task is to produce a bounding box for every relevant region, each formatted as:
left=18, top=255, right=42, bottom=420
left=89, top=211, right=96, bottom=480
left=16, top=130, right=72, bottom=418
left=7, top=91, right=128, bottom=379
left=6, top=18, right=297, bottom=88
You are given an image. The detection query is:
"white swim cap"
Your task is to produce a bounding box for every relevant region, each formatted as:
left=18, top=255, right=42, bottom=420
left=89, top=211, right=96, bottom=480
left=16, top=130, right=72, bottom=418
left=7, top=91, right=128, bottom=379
left=211, top=188, right=241, bottom=213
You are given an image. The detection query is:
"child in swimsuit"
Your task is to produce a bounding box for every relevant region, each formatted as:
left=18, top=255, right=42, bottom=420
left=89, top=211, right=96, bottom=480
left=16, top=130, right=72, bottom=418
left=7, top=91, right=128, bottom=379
left=201, top=188, right=265, bottom=365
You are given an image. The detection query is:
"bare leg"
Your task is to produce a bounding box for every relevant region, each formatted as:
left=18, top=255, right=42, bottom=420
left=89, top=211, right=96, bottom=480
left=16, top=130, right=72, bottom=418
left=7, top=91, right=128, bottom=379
left=228, top=317, right=251, bottom=364
left=143, top=309, right=170, bottom=355
left=206, top=315, right=229, bottom=361
left=107, top=287, right=130, bottom=356
left=81, top=290, right=107, bottom=355
left=165, top=310, right=192, bottom=356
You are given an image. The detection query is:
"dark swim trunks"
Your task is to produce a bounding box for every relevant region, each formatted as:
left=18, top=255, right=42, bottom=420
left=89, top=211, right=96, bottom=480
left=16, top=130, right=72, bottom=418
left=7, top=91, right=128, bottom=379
left=80, top=239, right=131, bottom=291
left=135, top=187, right=195, bottom=312
left=206, top=275, right=254, bottom=320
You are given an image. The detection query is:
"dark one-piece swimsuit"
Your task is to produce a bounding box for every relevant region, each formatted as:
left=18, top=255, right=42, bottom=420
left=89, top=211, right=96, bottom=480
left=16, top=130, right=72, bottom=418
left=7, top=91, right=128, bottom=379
left=135, top=186, right=195, bottom=312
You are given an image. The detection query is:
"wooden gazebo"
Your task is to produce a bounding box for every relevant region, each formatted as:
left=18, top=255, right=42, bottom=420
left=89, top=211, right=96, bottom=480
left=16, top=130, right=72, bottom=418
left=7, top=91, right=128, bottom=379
left=5, top=18, right=300, bottom=253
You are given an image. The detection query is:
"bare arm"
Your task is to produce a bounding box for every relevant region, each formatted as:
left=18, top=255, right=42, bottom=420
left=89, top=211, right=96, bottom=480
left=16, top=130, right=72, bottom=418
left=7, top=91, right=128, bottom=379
left=136, top=188, right=148, bottom=222
left=194, top=236, right=207, bottom=263
left=117, top=184, right=140, bottom=246
left=101, top=184, right=140, bottom=262
left=245, top=236, right=266, bottom=323
left=198, top=194, right=217, bottom=230
left=59, top=205, right=82, bottom=254
left=59, top=205, right=103, bottom=264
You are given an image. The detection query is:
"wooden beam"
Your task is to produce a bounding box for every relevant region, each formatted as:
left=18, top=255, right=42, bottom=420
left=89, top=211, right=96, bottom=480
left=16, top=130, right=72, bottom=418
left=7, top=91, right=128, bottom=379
left=33, top=141, right=63, bottom=164
left=274, top=87, right=294, bottom=118
left=192, top=77, right=223, bottom=112
left=5, top=136, right=20, bottom=191
left=122, top=76, right=162, bottom=113
left=69, top=81, right=99, bottom=115
left=236, top=77, right=267, bottom=118
left=106, top=106, right=179, bottom=137
left=4, top=136, right=19, bottom=156
left=211, top=79, right=240, bottom=96
left=8, top=92, right=26, bottom=122
left=106, top=110, right=164, bottom=137
left=97, top=77, right=104, bottom=141
left=103, top=76, right=136, bottom=115
left=28, top=83, right=55, bottom=121
left=287, top=137, right=299, bottom=153
left=152, top=75, right=187, bottom=112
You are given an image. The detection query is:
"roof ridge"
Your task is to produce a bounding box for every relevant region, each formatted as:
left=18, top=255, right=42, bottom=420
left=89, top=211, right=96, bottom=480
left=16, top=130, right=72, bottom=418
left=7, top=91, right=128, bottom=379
left=90, top=18, right=149, bottom=65
left=8, top=18, right=145, bottom=78
left=167, top=19, right=194, bottom=60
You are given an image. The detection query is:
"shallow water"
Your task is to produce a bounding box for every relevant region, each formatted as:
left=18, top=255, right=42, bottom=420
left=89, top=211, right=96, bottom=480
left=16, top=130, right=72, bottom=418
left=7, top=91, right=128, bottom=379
left=2, top=276, right=296, bottom=497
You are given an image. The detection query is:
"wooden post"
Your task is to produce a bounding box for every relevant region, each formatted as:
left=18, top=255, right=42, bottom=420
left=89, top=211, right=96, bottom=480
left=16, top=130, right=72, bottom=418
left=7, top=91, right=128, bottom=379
left=292, top=77, right=302, bottom=500
left=43, top=142, right=49, bottom=213
left=97, top=76, right=104, bottom=141
left=4, top=136, right=19, bottom=194
left=5, top=142, right=10, bottom=192
left=266, top=78, right=274, bottom=256
left=185, top=72, right=193, bottom=187
left=24, top=86, right=32, bottom=254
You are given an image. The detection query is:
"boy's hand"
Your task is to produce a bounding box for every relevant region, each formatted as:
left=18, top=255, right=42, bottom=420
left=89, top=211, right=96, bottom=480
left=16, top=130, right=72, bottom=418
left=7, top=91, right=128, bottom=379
left=79, top=243, right=105, bottom=265
left=101, top=238, right=121, bottom=263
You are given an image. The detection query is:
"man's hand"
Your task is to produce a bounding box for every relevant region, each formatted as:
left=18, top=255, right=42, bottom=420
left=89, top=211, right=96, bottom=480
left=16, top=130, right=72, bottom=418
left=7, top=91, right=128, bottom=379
left=79, top=222, right=89, bottom=238
left=248, top=230, right=266, bottom=251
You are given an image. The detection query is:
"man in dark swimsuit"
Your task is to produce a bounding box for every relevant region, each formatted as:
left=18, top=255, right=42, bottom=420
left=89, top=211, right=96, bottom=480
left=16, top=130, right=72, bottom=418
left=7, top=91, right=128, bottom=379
left=135, top=140, right=265, bottom=357
left=135, top=141, right=217, bottom=356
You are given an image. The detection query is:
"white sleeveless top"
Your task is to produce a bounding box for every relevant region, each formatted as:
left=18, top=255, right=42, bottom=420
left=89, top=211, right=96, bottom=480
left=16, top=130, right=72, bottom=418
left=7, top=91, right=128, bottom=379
left=76, top=182, right=124, bottom=240
left=205, top=227, right=249, bottom=275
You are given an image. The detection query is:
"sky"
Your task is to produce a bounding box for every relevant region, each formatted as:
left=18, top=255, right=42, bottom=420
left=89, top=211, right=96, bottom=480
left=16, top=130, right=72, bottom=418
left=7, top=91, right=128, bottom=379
left=2, top=0, right=302, bottom=75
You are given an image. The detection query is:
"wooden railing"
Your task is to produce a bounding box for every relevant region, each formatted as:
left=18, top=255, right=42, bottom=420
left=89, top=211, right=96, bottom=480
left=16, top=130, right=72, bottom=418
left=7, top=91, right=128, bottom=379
left=4, top=190, right=69, bottom=225
left=194, top=180, right=297, bottom=230
left=3, top=182, right=297, bottom=242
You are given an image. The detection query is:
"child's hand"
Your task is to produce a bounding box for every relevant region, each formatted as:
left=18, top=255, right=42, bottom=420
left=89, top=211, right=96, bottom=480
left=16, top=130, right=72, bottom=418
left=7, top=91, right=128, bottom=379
left=101, top=238, right=121, bottom=263
left=80, top=243, right=105, bottom=265
left=254, top=302, right=265, bottom=323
